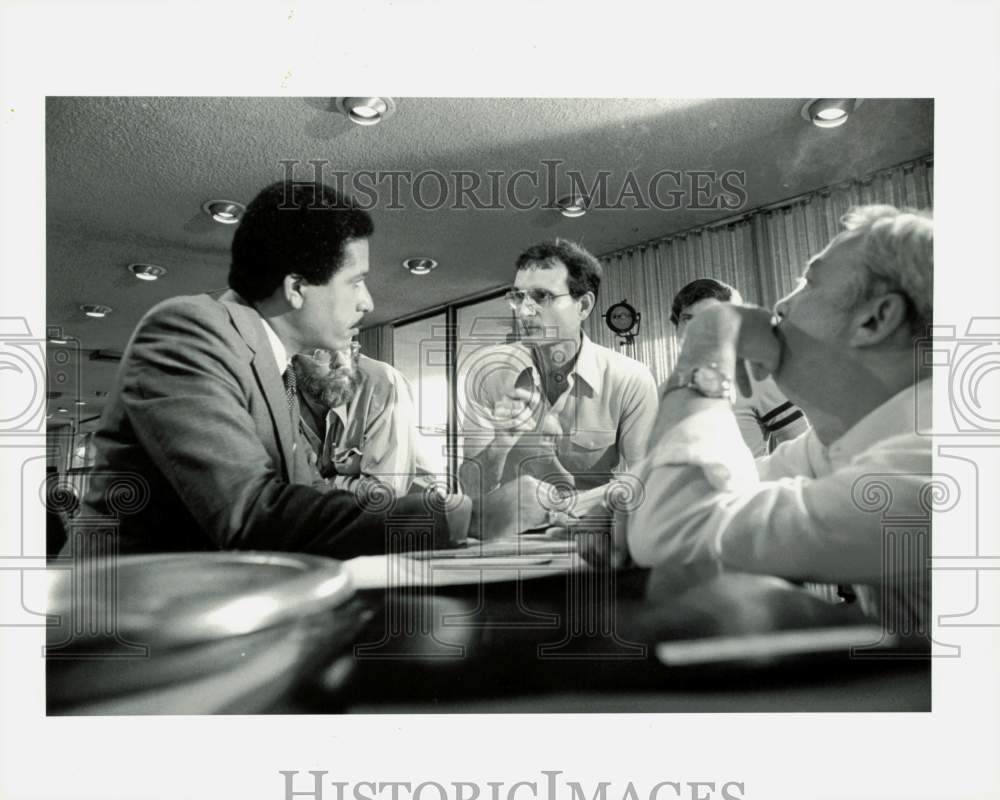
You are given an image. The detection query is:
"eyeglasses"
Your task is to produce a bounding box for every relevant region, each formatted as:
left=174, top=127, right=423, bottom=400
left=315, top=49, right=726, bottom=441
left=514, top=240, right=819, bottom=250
left=506, top=288, right=573, bottom=309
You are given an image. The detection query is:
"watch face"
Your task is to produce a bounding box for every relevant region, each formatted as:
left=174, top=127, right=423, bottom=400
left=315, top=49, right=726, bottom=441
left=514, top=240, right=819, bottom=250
left=691, top=366, right=729, bottom=397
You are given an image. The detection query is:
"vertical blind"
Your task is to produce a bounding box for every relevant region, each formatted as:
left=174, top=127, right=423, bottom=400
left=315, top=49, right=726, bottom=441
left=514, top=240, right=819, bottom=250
left=585, top=156, right=933, bottom=384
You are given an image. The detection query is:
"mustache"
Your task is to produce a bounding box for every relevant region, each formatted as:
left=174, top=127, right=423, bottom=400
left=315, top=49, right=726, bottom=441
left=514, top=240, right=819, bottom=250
left=293, top=349, right=361, bottom=408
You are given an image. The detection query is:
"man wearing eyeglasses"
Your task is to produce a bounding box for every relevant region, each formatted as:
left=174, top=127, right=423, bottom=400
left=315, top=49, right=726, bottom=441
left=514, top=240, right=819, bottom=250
left=459, top=239, right=658, bottom=534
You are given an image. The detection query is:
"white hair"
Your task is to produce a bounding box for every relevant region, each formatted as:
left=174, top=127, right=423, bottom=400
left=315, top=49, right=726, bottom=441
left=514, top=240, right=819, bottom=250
left=841, top=205, right=933, bottom=332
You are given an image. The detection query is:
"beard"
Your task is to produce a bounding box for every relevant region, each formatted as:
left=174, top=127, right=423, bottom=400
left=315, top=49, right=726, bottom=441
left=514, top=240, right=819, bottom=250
left=292, top=347, right=361, bottom=409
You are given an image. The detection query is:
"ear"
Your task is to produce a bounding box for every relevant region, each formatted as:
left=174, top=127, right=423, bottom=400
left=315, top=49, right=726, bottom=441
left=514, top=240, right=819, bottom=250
left=849, top=291, right=908, bottom=347
left=577, top=292, right=596, bottom=321
left=282, top=274, right=306, bottom=310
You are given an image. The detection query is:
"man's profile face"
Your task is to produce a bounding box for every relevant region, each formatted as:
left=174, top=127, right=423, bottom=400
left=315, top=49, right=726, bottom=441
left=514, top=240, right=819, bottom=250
left=775, top=232, right=867, bottom=343
left=675, top=297, right=723, bottom=345
left=512, top=261, right=584, bottom=344
left=295, top=238, right=373, bottom=353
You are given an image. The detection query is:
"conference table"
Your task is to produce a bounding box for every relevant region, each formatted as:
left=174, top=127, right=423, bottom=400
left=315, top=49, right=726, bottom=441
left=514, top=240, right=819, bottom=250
left=46, top=538, right=931, bottom=715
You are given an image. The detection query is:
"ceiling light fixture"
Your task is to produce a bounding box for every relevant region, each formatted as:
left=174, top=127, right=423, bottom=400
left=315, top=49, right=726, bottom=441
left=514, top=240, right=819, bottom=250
left=48, top=335, right=69, bottom=345
left=202, top=200, right=246, bottom=224
left=57, top=407, right=68, bottom=413
left=402, top=257, right=437, bottom=276
left=81, top=304, right=113, bottom=318
left=336, top=97, right=396, bottom=127
left=128, top=263, right=167, bottom=281
left=74, top=400, right=86, bottom=406
left=801, top=99, right=863, bottom=129
left=557, top=195, right=588, bottom=218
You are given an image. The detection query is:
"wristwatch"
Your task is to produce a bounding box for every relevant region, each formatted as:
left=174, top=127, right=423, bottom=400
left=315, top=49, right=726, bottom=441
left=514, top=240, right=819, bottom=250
left=661, top=363, right=735, bottom=404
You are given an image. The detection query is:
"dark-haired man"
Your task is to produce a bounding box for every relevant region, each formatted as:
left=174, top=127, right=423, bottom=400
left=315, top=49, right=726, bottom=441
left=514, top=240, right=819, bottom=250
left=459, top=239, right=658, bottom=532
left=78, top=181, right=466, bottom=557
left=671, top=278, right=809, bottom=456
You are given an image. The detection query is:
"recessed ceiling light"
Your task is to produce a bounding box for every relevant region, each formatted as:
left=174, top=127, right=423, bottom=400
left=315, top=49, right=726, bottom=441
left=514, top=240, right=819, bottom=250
left=81, top=304, right=113, bottom=318
left=202, top=199, right=246, bottom=224
left=128, top=263, right=167, bottom=281
left=74, top=400, right=86, bottom=406
left=48, top=335, right=69, bottom=345
left=336, top=97, right=396, bottom=126
left=57, top=407, right=68, bottom=413
left=800, top=99, right=863, bottom=129
left=402, top=257, right=437, bottom=276
left=557, top=195, right=588, bottom=218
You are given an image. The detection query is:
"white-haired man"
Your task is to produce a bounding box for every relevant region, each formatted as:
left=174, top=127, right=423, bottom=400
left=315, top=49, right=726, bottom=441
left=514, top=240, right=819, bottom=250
left=626, top=205, right=933, bottom=627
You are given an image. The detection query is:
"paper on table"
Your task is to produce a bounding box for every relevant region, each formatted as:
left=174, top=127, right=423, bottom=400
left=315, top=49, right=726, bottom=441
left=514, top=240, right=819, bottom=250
left=404, top=535, right=577, bottom=560
left=344, top=552, right=586, bottom=590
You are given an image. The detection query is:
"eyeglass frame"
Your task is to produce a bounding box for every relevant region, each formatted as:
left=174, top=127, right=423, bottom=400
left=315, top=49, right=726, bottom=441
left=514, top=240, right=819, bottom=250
left=505, top=288, right=575, bottom=309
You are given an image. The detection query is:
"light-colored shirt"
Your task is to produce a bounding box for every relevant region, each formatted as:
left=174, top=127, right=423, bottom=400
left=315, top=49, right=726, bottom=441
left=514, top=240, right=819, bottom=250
left=735, top=374, right=809, bottom=457
left=462, top=334, right=659, bottom=490
left=626, top=379, right=932, bottom=627
left=297, top=355, right=431, bottom=495
left=259, top=315, right=290, bottom=374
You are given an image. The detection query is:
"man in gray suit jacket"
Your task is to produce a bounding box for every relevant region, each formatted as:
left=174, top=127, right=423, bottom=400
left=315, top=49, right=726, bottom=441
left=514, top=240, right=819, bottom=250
left=78, top=181, right=464, bottom=557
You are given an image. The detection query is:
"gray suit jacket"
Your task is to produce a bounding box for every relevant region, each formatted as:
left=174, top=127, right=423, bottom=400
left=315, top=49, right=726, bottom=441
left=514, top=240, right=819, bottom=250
left=78, top=291, right=448, bottom=556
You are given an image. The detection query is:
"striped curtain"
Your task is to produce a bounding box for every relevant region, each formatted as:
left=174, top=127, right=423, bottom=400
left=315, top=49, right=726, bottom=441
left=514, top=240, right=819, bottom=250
left=585, top=220, right=758, bottom=384
left=590, top=156, right=934, bottom=384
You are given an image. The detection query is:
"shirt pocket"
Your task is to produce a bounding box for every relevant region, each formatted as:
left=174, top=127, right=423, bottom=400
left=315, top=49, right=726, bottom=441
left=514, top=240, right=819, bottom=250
left=568, top=429, right=617, bottom=452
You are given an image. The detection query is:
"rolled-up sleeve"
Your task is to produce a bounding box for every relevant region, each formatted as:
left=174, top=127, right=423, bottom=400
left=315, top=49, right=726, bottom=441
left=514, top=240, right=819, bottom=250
left=626, top=409, right=930, bottom=586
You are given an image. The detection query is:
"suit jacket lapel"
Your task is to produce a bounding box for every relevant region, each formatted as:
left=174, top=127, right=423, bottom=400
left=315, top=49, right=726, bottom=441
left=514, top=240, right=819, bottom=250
left=218, top=291, right=297, bottom=481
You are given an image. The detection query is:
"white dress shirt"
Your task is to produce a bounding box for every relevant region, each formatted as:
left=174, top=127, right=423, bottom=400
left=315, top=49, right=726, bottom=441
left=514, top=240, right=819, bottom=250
left=627, top=379, right=932, bottom=628
left=259, top=316, right=290, bottom=375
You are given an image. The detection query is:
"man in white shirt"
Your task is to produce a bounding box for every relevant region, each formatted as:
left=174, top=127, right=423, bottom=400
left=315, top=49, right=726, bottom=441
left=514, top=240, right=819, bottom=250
left=459, top=239, right=658, bottom=535
left=671, top=278, right=809, bottom=456
left=627, top=205, right=933, bottom=627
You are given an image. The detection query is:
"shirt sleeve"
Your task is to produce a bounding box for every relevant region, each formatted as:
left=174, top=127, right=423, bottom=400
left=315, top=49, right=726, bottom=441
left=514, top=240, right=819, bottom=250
left=752, top=375, right=809, bottom=450
left=349, top=368, right=420, bottom=495
left=614, top=366, right=660, bottom=472
left=734, top=393, right=768, bottom=457
left=627, top=412, right=931, bottom=586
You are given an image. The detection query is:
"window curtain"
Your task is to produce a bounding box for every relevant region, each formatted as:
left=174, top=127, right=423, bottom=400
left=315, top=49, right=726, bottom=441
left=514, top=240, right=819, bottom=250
left=357, top=322, right=394, bottom=364
left=753, top=157, right=933, bottom=306
left=585, top=220, right=759, bottom=384
left=589, top=156, right=933, bottom=385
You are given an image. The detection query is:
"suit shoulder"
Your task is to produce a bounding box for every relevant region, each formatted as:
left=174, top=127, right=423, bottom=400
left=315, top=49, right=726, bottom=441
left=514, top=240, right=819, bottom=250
left=139, top=294, right=226, bottom=328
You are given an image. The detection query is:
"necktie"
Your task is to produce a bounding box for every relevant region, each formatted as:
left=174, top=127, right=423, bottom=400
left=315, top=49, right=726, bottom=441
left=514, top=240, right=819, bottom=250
left=282, top=366, right=297, bottom=410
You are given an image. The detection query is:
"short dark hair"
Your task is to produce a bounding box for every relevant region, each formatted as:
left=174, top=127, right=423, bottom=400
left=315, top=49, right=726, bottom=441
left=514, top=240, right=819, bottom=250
left=229, top=181, right=374, bottom=302
left=514, top=239, right=602, bottom=300
left=670, top=278, right=738, bottom=326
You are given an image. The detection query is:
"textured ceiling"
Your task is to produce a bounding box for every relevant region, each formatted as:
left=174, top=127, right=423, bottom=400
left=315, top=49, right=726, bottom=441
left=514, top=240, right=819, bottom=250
left=46, top=96, right=933, bottom=426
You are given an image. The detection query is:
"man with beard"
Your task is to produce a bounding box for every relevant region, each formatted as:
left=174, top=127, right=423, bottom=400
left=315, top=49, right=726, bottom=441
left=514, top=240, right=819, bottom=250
left=292, top=343, right=430, bottom=497
left=458, top=239, right=658, bottom=535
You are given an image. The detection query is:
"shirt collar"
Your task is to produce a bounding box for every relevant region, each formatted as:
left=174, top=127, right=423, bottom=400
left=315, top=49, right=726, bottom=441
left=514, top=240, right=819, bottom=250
left=519, top=332, right=602, bottom=394
left=573, top=333, right=602, bottom=394
left=259, top=317, right=290, bottom=375
left=828, top=378, right=930, bottom=460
